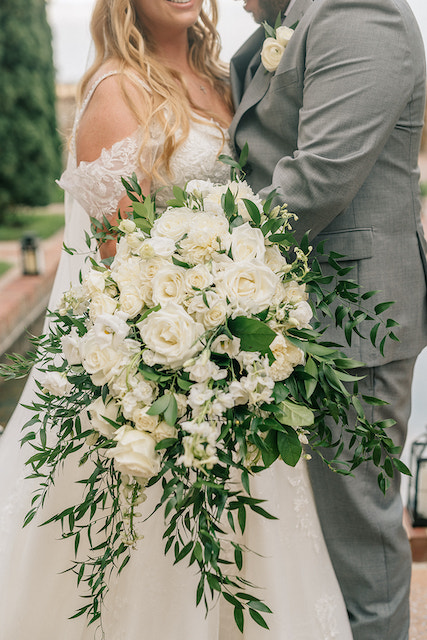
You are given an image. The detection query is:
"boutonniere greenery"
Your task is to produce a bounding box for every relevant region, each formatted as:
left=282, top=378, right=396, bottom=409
left=261, top=14, right=298, bottom=73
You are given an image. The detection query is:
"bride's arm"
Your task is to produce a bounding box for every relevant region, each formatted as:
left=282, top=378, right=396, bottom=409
left=76, top=74, right=151, bottom=259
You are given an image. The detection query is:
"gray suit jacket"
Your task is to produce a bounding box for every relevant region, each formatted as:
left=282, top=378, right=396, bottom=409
left=230, top=0, right=427, bottom=366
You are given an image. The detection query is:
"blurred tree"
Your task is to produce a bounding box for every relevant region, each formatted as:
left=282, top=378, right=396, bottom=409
left=0, top=0, right=62, bottom=218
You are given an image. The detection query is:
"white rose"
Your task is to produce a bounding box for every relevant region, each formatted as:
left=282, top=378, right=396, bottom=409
left=141, top=236, right=176, bottom=258
left=151, top=265, right=187, bottom=306
left=140, top=257, right=171, bottom=283
left=109, top=426, right=161, bottom=479
left=261, top=37, right=285, bottom=73
left=216, top=259, right=279, bottom=315
left=174, top=393, right=188, bottom=418
left=89, top=292, right=117, bottom=321
left=86, top=396, right=119, bottom=438
left=119, top=285, right=145, bottom=318
left=185, top=264, right=213, bottom=292
left=275, top=25, right=294, bottom=47
left=80, top=333, right=138, bottom=386
left=264, top=245, right=289, bottom=273
left=151, top=207, right=196, bottom=242
left=132, top=406, right=159, bottom=432
left=61, top=327, right=82, bottom=365
left=39, top=370, right=72, bottom=397
left=138, top=303, right=205, bottom=369
left=288, top=301, right=313, bottom=328
left=230, top=222, right=266, bottom=262
left=152, top=420, right=178, bottom=443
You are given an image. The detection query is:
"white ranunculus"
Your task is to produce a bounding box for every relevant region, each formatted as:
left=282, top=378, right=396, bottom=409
left=151, top=264, right=187, bottom=306
left=202, top=299, right=228, bottom=330
left=118, top=218, right=136, bottom=234
left=141, top=236, right=176, bottom=258
left=109, top=426, right=161, bottom=480
left=152, top=420, right=178, bottom=443
left=185, top=264, right=214, bottom=292
left=89, top=292, right=117, bottom=321
left=39, top=370, right=72, bottom=397
left=230, top=222, right=266, bottom=262
left=261, top=37, right=285, bottom=73
left=282, top=280, right=308, bottom=304
left=216, top=259, right=279, bottom=315
left=86, top=396, right=119, bottom=438
left=275, top=25, right=294, bottom=47
left=138, top=303, right=204, bottom=369
left=151, top=207, right=196, bottom=242
left=119, top=285, right=145, bottom=318
left=61, top=327, right=82, bottom=365
left=132, top=406, right=159, bottom=433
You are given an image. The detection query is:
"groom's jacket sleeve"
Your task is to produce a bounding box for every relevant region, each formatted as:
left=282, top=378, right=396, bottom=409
left=245, top=0, right=426, bottom=242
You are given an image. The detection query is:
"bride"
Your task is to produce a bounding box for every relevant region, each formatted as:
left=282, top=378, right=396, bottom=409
left=0, top=0, right=352, bottom=638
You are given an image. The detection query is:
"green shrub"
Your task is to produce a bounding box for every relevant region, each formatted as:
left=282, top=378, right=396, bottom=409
left=0, top=0, right=62, bottom=218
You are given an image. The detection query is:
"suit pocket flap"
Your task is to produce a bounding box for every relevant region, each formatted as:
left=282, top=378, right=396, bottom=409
left=314, top=228, right=373, bottom=262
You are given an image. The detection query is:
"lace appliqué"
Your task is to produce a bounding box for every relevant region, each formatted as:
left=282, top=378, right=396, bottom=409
left=58, top=131, right=143, bottom=222
left=287, top=460, right=321, bottom=553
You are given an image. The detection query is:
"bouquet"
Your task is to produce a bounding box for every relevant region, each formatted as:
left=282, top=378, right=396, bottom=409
left=0, top=158, right=407, bottom=633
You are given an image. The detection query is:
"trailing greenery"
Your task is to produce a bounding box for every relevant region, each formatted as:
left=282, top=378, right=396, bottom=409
left=0, top=0, right=62, bottom=219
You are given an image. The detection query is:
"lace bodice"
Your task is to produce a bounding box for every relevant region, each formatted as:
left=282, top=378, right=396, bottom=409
left=58, top=71, right=232, bottom=220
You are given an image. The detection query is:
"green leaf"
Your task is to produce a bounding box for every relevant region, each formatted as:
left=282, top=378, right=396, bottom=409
left=234, top=546, right=243, bottom=570
left=147, top=394, right=171, bottom=416
left=370, top=323, right=380, bottom=347
left=164, top=395, right=178, bottom=427
left=393, top=458, right=411, bottom=476
left=228, top=316, right=276, bottom=354
left=277, top=428, right=303, bottom=467
left=242, top=198, right=261, bottom=226
left=374, top=301, right=395, bottom=315
left=277, top=399, right=314, bottom=428
left=249, top=608, right=270, bottom=629
left=234, top=606, right=244, bottom=633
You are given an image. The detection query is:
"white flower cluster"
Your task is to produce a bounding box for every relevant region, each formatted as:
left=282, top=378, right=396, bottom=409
left=55, top=179, right=312, bottom=480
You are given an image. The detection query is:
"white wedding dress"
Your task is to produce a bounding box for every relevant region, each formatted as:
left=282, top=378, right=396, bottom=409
left=0, top=72, right=353, bottom=640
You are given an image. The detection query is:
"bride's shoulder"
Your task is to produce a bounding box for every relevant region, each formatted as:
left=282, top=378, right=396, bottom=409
left=76, top=62, right=149, bottom=165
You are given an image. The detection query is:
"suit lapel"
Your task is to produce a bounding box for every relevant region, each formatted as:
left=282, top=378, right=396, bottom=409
left=229, top=0, right=315, bottom=147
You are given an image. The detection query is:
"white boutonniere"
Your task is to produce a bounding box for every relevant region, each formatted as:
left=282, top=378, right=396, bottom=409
left=261, top=16, right=297, bottom=73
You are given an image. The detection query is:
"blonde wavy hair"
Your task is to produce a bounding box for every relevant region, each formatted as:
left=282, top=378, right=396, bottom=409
left=78, top=0, right=231, bottom=183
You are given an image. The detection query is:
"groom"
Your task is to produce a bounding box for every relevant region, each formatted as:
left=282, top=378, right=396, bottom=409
left=230, top=0, right=427, bottom=638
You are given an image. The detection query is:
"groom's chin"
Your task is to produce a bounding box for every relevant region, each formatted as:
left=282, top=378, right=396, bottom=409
left=242, top=0, right=264, bottom=24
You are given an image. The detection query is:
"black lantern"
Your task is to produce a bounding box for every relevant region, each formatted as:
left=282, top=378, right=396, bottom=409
left=407, top=430, right=427, bottom=527
left=21, top=233, right=40, bottom=276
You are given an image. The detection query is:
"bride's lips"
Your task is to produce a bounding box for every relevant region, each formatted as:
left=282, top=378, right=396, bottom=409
left=165, top=0, right=194, bottom=4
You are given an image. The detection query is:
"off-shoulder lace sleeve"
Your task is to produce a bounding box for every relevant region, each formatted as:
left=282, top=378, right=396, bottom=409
left=57, top=130, right=144, bottom=221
